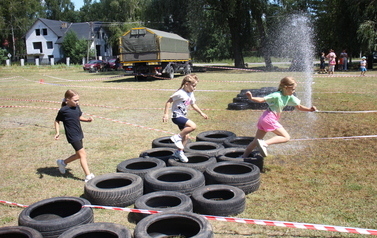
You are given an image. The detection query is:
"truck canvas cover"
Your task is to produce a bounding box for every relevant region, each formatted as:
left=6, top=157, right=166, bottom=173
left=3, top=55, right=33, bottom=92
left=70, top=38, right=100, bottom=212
left=120, top=27, right=190, bottom=62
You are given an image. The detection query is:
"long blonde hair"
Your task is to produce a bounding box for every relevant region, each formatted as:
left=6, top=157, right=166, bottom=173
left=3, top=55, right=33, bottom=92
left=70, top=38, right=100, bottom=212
left=278, top=77, right=297, bottom=91
left=178, top=74, right=199, bottom=90
left=61, top=89, right=79, bottom=107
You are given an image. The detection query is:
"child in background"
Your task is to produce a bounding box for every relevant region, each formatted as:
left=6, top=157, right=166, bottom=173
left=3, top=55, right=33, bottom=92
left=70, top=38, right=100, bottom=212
left=360, top=56, right=367, bottom=76
left=54, top=89, right=95, bottom=182
left=241, top=77, right=317, bottom=158
left=163, top=74, right=208, bottom=162
left=326, top=49, right=336, bottom=75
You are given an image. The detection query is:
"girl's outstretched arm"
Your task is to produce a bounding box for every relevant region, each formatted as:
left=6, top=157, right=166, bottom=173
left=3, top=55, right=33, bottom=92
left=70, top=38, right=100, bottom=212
left=296, top=105, right=317, bottom=112
left=246, top=91, right=266, bottom=103
left=192, top=103, right=208, bottom=119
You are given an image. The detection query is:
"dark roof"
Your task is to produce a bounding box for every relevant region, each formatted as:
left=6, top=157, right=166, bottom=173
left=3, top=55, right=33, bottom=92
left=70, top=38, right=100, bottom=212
left=38, top=18, right=70, bottom=37
left=36, top=18, right=103, bottom=44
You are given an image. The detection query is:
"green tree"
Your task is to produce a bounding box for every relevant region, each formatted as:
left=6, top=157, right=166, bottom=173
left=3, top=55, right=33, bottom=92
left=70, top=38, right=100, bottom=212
left=0, top=0, right=42, bottom=60
left=44, top=0, right=78, bottom=22
left=61, top=30, right=87, bottom=63
left=0, top=48, right=9, bottom=64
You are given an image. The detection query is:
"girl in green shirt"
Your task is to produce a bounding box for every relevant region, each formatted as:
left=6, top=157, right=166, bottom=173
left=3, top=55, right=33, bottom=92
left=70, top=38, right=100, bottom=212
left=241, top=77, right=317, bottom=158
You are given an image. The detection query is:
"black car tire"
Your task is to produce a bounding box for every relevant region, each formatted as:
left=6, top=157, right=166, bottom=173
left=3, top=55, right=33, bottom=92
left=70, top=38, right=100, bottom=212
left=184, top=141, right=224, bottom=157
left=191, top=184, right=245, bottom=216
left=216, top=147, right=264, bottom=172
left=58, top=222, right=132, bottom=238
left=196, top=130, right=236, bottom=144
left=144, top=167, right=205, bottom=196
left=152, top=136, right=191, bottom=148
left=133, top=211, right=213, bottom=238
left=167, top=153, right=217, bottom=173
left=205, top=161, right=261, bottom=194
left=116, top=157, right=166, bottom=179
left=227, top=102, right=249, bottom=110
left=84, top=173, right=143, bottom=207
left=133, top=191, right=193, bottom=223
left=18, top=197, right=93, bottom=238
left=223, top=136, right=254, bottom=148
left=0, top=226, right=43, bottom=238
left=139, top=147, right=176, bottom=164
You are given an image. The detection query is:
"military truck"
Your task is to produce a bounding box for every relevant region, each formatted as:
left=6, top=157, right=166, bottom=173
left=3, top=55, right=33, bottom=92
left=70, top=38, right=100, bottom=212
left=119, top=27, right=192, bottom=80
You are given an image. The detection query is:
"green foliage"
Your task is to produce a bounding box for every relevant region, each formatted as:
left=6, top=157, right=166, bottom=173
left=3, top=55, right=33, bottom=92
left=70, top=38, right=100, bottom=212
left=357, top=20, right=377, bottom=52
left=44, top=0, right=78, bottom=22
left=61, top=30, right=87, bottom=64
left=0, top=48, right=9, bottom=63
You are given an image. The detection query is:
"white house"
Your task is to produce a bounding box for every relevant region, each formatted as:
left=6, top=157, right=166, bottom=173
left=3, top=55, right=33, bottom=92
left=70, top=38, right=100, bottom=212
left=24, top=18, right=113, bottom=64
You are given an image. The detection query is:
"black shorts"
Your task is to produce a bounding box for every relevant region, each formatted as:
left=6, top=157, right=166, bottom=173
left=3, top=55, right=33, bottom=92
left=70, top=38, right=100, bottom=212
left=172, top=117, right=189, bottom=130
left=70, top=140, right=83, bottom=151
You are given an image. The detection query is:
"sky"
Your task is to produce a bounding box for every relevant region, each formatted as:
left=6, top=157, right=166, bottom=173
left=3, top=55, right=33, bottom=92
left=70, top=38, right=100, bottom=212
left=71, top=0, right=84, bottom=10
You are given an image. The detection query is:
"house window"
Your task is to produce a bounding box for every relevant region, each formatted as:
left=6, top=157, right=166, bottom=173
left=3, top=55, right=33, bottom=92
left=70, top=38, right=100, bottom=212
left=47, top=41, right=53, bottom=49
left=36, top=29, right=40, bottom=36
left=43, top=28, right=48, bottom=35
left=33, top=42, right=43, bottom=53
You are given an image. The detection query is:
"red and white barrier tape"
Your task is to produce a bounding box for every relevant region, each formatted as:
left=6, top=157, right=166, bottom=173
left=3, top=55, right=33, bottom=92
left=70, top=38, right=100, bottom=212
left=1, top=200, right=377, bottom=235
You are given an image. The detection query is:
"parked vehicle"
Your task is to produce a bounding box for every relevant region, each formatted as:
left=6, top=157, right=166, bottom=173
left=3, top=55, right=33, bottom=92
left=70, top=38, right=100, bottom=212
left=119, top=27, right=192, bottom=80
left=83, top=60, right=107, bottom=72
left=107, top=58, right=117, bottom=70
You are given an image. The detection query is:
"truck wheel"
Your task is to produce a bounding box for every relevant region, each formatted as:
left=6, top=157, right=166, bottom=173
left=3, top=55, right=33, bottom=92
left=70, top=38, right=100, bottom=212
left=164, top=66, right=174, bottom=79
left=183, top=64, right=192, bottom=75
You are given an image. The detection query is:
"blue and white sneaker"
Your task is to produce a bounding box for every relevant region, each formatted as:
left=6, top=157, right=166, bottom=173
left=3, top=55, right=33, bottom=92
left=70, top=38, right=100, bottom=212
left=170, top=134, right=184, bottom=149
left=173, top=150, right=188, bottom=163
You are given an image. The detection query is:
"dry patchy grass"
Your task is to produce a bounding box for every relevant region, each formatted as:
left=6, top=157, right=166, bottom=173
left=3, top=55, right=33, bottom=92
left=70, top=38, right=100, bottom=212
left=0, top=65, right=377, bottom=237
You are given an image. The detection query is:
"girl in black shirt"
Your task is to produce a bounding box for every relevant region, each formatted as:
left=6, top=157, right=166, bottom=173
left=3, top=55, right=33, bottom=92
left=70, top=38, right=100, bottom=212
left=54, top=89, right=94, bottom=182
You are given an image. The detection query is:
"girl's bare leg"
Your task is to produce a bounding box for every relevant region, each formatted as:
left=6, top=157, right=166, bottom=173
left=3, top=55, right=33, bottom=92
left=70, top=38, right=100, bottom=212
left=265, top=127, right=290, bottom=145
left=180, top=120, right=196, bottom=146
left=242, top=129, right=267, bottom=158
left=64, top=149, right=91, bottom=176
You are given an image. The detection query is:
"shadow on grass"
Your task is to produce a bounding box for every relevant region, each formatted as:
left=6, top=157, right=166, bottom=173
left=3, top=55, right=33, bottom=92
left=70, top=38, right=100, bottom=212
left=36, top=167, right=83, bottom=182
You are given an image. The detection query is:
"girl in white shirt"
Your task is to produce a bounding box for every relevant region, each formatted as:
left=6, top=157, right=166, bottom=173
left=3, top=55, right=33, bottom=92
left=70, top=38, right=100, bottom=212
left=163, top=74, right=208, bottom=162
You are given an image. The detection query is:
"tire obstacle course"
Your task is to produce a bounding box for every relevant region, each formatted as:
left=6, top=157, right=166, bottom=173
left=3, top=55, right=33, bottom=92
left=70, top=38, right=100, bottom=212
left=4, top=130, right=261, bottom=237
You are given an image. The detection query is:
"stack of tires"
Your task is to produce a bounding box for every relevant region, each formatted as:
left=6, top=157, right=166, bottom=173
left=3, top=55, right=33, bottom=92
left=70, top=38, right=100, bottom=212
left=228, top=87, right=295, bottom=111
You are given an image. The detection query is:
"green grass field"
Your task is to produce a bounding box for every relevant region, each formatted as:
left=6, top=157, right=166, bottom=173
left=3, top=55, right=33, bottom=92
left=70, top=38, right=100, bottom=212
left=1, top=64, right=377, bottom=237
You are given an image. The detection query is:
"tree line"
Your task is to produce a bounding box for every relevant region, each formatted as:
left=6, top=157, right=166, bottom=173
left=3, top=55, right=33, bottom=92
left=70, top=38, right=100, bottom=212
left=0, top=0, right=376, bottom=68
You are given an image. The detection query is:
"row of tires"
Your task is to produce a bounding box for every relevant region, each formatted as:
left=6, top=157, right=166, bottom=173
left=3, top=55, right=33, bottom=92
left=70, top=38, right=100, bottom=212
left=228, top=87, right=295, bottom=111
left=2, top=130, right=259, bottom=237
left=2, top=196, right=213, bottom=237
left=85, top=160, right=259, bottom=211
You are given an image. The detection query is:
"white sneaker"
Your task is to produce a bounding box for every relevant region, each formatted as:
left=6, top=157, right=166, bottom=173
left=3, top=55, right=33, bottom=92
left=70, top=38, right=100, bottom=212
left=170, top=134, right=184, bottom=149
left=57, top=160, right=66, bottom=174
left=85, top=173, right=95, bottom=183
left=178, top=151, right=189, bottom=163
left=257, top=139, right=268, bottom=157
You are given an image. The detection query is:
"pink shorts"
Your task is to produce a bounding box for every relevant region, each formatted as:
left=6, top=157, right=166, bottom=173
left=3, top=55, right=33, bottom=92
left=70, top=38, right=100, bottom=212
left=257, top=110, right=282, bottom=132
